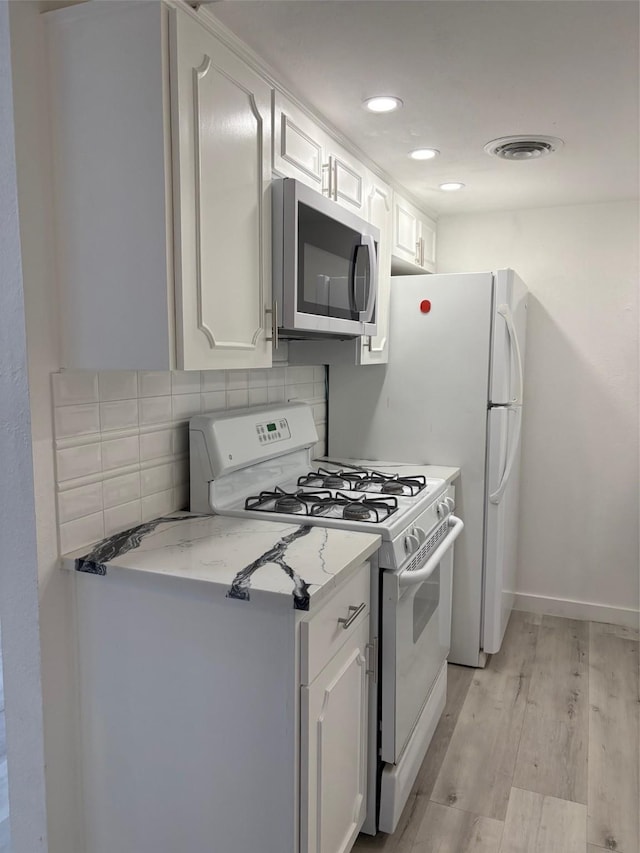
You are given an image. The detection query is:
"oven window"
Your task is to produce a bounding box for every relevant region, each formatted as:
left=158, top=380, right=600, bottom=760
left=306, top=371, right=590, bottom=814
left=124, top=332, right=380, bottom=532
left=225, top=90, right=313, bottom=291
left=413, top=566, right=441, bottom=644
left=297, top=202, right=366, bottom=320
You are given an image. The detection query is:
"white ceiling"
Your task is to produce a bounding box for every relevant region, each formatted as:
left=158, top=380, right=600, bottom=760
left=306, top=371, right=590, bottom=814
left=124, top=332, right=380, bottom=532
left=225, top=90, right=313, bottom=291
left=210, top=0, right=639, bottom=215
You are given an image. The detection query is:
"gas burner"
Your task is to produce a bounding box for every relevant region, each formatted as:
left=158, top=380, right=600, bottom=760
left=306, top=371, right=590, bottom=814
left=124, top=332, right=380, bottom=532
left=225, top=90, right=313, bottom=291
left=343, top=503, right=372, bottom=521
left=245, top=488, right=333, bottom=515
left=297, top=467, right=351, bottom=491
left=309, top=492, right=399, bottom=523
left=275, top=494, right=304, bottom=513
left=381, top=480, right=405, bottom=495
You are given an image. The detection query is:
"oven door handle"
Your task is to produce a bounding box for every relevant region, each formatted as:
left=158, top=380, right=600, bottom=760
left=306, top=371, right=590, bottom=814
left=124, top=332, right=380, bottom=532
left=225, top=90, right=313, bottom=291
left=398, top=515, right=464, bottom=588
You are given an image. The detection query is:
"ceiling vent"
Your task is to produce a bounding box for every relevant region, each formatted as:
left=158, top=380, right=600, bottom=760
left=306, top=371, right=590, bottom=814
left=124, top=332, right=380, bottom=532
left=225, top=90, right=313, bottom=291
left=484, top=135, right=564, bottom=161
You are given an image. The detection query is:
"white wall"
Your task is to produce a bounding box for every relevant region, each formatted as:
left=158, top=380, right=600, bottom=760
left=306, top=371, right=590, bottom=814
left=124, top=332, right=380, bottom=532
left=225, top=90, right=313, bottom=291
left=437, top=200, right=639, bottom=627
left=0, top=1, right=49, bottom=849
left=9, top=2, right=83, bottom=850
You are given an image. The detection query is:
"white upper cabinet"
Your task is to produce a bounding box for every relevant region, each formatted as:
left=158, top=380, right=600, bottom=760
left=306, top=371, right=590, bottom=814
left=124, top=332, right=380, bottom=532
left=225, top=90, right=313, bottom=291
left=274, top=92, right=365, bottom=213
left=392, top=194, right=437, bottom=273
left=47, top=2, right=272, bottom=370
left=171, top=10, right=273, bottom=369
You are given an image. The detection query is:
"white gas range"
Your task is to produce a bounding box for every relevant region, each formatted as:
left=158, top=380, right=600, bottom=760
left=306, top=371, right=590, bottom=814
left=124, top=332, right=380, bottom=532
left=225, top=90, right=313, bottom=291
left=189, top=402, right=463, bottom=835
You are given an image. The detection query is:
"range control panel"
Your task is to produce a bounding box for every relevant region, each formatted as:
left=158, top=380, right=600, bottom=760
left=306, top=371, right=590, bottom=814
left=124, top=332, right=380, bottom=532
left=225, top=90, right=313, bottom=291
left=255, top=417, right=291, bottom=445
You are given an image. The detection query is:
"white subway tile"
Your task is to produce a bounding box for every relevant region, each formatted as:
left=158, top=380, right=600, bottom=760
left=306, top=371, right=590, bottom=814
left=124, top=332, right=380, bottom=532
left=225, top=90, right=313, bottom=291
left=140, top=429, right=173, bottom=462
left=201, top=370, right=226, bottom=393
left=171, top=371, right=201, bottom=395
left=313, top=402, right=327, bottom=423
left=172, top=424, right=190, bottom=456
left=313, top=366, right=326, bottom=381
left=312, top=441, right=326, bottom=460
left=54, top=403, right=100, bottom=439
left=139, top=396, right=172, bottom=426
left=98, top=371, right=137, bottom=401
left=286, top=366, right=314, bottom=384
left=248, top=370, right=268, bottom=388
left=267, top=386, right=285, bottom=404
left=249, top=387, right=268, bottom=406
left=287, top=382, right=315, bottom=401
left=202, top=390, right=226, bottom=412
left=99, top=399, right=139, bottom=432
left=266, top=367, right=286, bottom=387
left=102, top=435, right=139, bottom=471
left=173, top=483, right=189, bottom=511
left=141, top=463, right=173, bottom=497
left=56, top=443, right=102, bottom=482
left=104, top=501, right=142, bottom=537
left=138, top=371, right=171, bottom=398
left=173, top=459, right=189, bottom=486
left=141, top=489, right=175, bottom=522
left=59, top=511, right=104, bottom=555
left=172, top=393, right=201, bottom=421
left=316, top=422, right=327, bottom=442
left=103, top=472, right=141, bottom=509
left=226, top=371, right=249, bottom=391
left=52, top=371, right=98, bottom=406
left=57, top=482, right=104, bottom=524
left=314, top=382, right=325, bottom=398
left=226, top=388, right=249, bottom=409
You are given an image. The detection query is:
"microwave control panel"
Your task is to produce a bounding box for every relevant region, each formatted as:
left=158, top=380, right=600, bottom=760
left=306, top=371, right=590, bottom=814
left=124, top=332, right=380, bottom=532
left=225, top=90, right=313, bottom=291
left=256, top=418, right=291, bottom=445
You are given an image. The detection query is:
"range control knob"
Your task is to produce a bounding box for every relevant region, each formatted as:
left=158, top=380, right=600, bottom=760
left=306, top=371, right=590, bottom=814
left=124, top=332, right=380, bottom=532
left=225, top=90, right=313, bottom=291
left=436, top=501, right=449, bottom=519
left=404, top=533, right=420, bottom=555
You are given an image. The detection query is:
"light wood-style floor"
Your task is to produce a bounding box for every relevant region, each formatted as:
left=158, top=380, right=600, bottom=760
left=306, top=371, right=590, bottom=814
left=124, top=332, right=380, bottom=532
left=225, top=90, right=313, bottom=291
left=354, top=611, right=640, bottom=853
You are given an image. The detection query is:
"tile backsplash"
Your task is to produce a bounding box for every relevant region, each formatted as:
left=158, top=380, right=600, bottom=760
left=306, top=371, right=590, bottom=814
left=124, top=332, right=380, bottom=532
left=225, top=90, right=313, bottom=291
left=52, top=365, right=327, bottom=554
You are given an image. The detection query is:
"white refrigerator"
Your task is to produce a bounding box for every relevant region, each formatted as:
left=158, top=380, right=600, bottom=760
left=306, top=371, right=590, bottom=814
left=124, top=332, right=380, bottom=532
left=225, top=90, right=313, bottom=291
left=327, top=269, right=528, bottom=667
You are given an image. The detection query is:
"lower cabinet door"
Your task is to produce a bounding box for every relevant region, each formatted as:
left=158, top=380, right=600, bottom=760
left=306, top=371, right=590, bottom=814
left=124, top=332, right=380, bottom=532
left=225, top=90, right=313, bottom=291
left=301, top=617, right=369, bottom=853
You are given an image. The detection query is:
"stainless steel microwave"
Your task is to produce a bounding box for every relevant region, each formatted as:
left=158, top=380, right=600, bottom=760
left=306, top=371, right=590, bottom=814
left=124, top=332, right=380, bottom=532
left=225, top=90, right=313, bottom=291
left=272, top=178, right=379, bottom=339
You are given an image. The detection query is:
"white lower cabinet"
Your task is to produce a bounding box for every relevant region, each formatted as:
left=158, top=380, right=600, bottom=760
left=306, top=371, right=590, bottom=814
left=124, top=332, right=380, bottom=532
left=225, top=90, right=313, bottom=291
left=75, top=558, right=372, bottom=853
left=301, top=617, right=370, bottom=853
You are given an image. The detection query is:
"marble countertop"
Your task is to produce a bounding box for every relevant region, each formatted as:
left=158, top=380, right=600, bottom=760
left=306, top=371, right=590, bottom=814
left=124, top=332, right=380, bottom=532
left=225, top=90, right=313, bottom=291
left=62, top=513, right=380, bottom=612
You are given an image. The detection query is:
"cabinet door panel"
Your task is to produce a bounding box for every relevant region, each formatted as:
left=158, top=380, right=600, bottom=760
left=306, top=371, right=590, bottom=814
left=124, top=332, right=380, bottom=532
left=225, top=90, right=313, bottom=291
left=393, top=199, right=420, bottom=264
left=171, top=10, right=272, bottom=369
left=273, top=92, right=324, bottom=191
left=301, top=618, right=369, bottom=853
left=333, top=154, right=364, bottom=211
left=421, top=216, right=437, bottom=271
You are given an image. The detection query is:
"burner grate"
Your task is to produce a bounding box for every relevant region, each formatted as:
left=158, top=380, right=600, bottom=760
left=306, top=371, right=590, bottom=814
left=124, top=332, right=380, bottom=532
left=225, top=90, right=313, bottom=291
left=309, top=491, right=399, bottom=523
left=245, top=488, right=333, bottom=516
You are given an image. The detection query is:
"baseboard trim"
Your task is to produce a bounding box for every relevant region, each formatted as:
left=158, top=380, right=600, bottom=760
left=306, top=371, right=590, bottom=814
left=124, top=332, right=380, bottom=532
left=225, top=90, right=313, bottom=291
left=513, top=592, right=639, bottom=630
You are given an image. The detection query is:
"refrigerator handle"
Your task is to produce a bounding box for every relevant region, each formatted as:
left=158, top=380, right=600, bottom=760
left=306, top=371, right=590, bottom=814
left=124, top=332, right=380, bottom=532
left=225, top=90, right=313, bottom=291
left=497, top=303, right=524, bottom=405
left=489, top=407, right=522, bottom=505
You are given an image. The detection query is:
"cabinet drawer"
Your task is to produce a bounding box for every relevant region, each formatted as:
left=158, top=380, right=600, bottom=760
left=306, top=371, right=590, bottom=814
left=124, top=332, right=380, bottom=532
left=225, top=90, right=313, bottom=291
left=301, top=561, right=370, bottom=684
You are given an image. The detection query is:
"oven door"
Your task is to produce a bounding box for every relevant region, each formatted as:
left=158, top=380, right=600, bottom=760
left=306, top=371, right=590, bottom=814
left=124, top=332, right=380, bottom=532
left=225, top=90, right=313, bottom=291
left=278, top=179, right=379, bottom=337
left=380, top=515, right=463, bottom=764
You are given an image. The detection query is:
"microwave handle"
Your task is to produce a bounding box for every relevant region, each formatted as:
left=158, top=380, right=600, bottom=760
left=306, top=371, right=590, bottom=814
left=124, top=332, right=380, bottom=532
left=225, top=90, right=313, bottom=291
left=358, top=234, right=377, bottom=323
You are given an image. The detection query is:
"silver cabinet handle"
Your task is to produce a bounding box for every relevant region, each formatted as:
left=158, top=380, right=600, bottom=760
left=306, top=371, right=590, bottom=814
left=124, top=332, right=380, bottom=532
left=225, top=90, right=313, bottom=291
left=322, top=160, right=333, bottom=198
left=337, top=601, right=366, bottom=629
left=264, top=301, right=279, bottom=349
left=415, top=240, right=421, bottom=265
left=366, top=638, right=378, bottom=683
left=420, top=236, right=425, bottom=266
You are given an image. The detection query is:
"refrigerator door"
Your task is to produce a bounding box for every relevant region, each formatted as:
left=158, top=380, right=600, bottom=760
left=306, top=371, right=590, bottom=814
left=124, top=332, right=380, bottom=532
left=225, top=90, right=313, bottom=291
left=483, top=404, right=523, bottom=653
left=328, top=272, right=494, bottom=667
left=489, top=269, right=528, bottom=406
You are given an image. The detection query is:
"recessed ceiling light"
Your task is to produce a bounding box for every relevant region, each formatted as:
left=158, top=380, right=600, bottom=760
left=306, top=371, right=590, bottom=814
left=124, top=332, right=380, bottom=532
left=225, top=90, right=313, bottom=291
left=362, top=96, right=403, bottom=113
left=439, top=182, right=465, bottom=191
left=409, top=148, right=439, bottom=160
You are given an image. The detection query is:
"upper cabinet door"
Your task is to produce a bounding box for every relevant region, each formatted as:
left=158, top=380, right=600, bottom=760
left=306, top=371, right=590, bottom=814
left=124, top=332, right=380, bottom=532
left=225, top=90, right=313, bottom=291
left=273, top=92, right=325, bottom=193
left=361, top=174, right=392, bottom=364
left=171, top=10, right=273, bottom=370
left=328, top=143, right=365, bottom=213
left=392, top=193, right=437, bottom=272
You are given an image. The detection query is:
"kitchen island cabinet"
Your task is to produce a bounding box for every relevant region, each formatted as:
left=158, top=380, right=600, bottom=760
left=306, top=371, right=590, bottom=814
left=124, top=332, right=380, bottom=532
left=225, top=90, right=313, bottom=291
left=47, top=2, right=273, bottom=371
left=64, top=513, right=379, bottom=853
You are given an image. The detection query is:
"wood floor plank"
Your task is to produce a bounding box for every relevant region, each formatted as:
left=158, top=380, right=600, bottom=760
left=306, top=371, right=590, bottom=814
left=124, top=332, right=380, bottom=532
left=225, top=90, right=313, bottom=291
left=411, top=802, right=503, bottom=853
left=499, top=787, right=586, bottom=853
left=587, top=622, right=639, bottom=853
left=353, top=795, right=429, bottom=852
left=430, top=611, right=540, bottom=821
left=513, top=616, right=588, bottom=803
